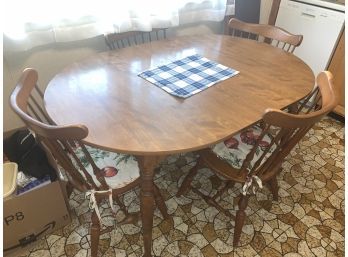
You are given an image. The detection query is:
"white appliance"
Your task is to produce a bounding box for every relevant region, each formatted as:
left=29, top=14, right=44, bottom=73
left=275, top=0, right=345, bottom=77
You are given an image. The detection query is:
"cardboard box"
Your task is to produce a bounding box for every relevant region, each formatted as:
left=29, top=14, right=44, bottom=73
left=3, top=180, right=71, bottom=252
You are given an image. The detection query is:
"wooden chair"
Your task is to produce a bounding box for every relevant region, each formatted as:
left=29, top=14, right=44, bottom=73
left=177, top=71, right=338, bottom=246
left=10, top=68, right=169, bottom=257
left=227, top=18, right=303, bottom=53
left=104, top=28, right=167, bottom=50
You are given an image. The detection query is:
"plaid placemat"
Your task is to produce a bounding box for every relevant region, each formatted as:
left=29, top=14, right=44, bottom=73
left=138, top=54, right=239, bottom=98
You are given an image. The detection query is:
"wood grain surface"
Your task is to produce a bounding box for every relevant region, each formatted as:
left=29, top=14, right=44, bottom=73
left=45, top=34, right=314, bottom=155
left=328, top=29, right=344, bottom=116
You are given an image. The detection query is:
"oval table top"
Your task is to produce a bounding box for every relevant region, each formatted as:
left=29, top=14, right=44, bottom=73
left=45, top=34, right=314, bottom=155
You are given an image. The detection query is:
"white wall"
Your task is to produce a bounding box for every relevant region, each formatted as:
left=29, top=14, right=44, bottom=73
left=3, top=22, right=224, bottom=132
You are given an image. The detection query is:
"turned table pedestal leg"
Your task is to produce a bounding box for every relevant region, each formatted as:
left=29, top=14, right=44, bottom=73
left=137, top=155, right=163, bottom=257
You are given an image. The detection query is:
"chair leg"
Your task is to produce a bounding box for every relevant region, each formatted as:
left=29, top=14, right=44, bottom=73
left=115, top=195, right=128, bottom=214
left=192, top=187, right=234, bottom=219
left=233, top=194, right=250, bottom=247
left=115, top=195, right=140, bottom=226
left=90, top=210, right=101, bottom=257
left=212, top=181, right=235, bottom=201
left=66, top=181, right=74, bottom=198
left=153, top=184, right=169, bottom=219
left=268, top=177, right=279, bottom=201
left=176, top=157, right=203, bottom=197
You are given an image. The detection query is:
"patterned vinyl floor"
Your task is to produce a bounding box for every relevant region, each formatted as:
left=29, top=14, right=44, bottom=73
left=7, top=116, right=344, bottom=257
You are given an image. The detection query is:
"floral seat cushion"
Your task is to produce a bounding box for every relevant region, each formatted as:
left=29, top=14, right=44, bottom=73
left=74, top=145, right=140, bottom=189
left=212, top=125, right=274, bottom=171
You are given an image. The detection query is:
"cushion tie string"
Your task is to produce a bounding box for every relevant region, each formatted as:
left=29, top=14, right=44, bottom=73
left=242, top=175, right=263, bottom=195
left=85, top=189, right=115, bottom=226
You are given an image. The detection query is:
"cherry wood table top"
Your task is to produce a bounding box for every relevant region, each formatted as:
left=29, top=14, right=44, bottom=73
left=45, top=34, right=314, bottom=155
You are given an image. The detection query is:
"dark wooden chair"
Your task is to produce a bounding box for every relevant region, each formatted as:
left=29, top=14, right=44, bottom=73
left=10, top=68, right=169, bottom=257
left=104, top=28, right=167, bottom=50
left=227, top=18, right=303, bottom=53
left=177, top=71, right=338, bottom=246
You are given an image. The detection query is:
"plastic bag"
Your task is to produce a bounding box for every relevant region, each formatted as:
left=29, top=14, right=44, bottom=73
left=3, top=129, right=57, bottom=181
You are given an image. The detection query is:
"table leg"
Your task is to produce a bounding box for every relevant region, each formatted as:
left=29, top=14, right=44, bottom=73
left=137, top=155, right=162, bottom=257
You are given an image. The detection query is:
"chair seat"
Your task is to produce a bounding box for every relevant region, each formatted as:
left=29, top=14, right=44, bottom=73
left=74, top=145, right=140, bottom=189
left=211, top=125, right=273, bottom=171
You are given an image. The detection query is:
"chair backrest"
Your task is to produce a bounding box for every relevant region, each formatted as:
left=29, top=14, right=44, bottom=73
left=227, top=18, right=303, bottom=53
left=104, top=28, right=167, bottom=50
left=20, top=74, right=54, bottom=125
left=10, top=68, right=109, bottom=191
left=240, top=71, right=337, bottom=181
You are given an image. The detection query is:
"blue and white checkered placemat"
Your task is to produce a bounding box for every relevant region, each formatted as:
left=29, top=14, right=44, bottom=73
left=138, top=54, right=239, bottom=98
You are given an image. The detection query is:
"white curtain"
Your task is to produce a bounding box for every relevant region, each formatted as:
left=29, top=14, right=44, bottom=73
left=3, top=0, right=231, bottom=52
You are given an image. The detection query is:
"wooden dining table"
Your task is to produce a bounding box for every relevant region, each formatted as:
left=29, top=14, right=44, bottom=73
left=44, top=34, right=314, bottom=257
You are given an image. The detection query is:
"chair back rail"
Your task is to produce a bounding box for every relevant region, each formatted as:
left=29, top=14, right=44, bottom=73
left=238, top=71, right=337, bottom=181
left=104, top=28, right=167, bottom=50
left=21, top=73, right=55, bottom=124
left=42, top=137, right=92, bottom=191
left=10, top=68, right=109, bottom=191
left=228, top=18, right=303, bottom=53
